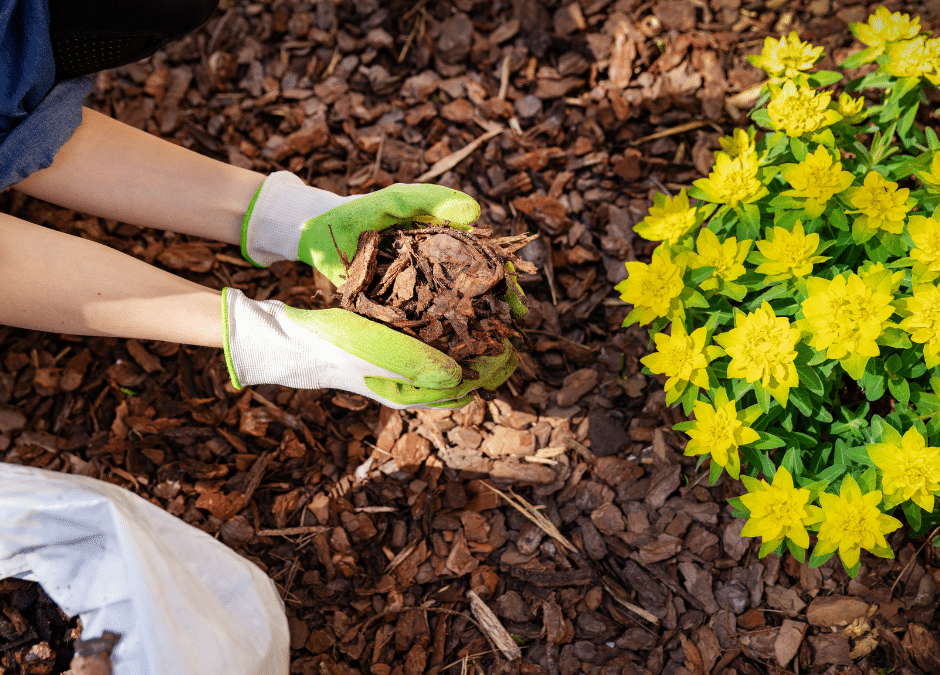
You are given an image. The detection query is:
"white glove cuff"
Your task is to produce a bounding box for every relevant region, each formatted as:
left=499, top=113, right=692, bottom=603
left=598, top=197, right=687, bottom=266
left=242, top=172, right=357, bottom=267
left=224, top=286, right=321, bottom=388
left=222, top=289, right=418, bottom=406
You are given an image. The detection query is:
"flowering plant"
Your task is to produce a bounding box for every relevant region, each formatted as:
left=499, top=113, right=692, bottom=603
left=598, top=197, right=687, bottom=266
left=617, top=7, right=940, bottom=576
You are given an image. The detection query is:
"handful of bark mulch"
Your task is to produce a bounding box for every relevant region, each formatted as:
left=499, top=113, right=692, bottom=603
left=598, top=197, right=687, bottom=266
left=334, top=224, right=537, bottom=373
left=0, top=579, right=80, bottom=675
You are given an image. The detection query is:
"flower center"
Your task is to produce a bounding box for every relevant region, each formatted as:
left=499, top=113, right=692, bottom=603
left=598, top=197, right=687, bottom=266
left=700, top=410, right=737, bottom=451
left=834, top=507, right=871, bottom=545
left=781, top=90, right=821, bottom=131
left=863, top=185, right=899, bottom=214
left=915, top=230, right=940, bottom=260
left=664, top=339, right=695, bottom=377
left=661, top=212, right=693, bottom=240
left=640, top=274, right=673, bottom=301
left=777, top=238, right=811, bottom=267
left=801, top=166, right=841, bottom=200
left=765, top=490, right=800, bottom=523
left=717, top=163, right=759, bottom=201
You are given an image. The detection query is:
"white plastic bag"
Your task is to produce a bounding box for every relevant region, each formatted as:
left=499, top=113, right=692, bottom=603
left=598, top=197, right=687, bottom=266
left=0, top=463, right=289, bottom=675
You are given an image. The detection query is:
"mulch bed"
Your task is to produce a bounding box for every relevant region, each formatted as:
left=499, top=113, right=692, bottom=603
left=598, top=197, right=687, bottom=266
left=3, top=0, right=940, bottom=673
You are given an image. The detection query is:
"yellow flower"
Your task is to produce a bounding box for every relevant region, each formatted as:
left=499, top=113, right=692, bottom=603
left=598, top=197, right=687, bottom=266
left=848, top=171, right=911, bottom=237
left=693, top=151, right=768, bottom=207
left=850, top=6, right=921, bottom=56
left=909, top=213, right=940, bottom=281
left=688, top=228, right=752, bottom=291
left=926, top=38, right=940, bottom=86
left=740, top=467, right=813, bottom=551
left=616, top=247, right=684, bottom=326
left=754, top=221, right=828, bottom=279
left=806, top=474, right=902, bottom=570
left=856, top=260, right=905, bottom=295
left=767, top=80, right=842, bottom=138
left=713, top=302, right=801, bottom=406
left=634, top=190, right=698, bottom=244
left=915, top=153, right=940, bottom=192
left=886, top=36, right=934, bottom=78
left=837, top=92, right=866, bottom=124
left=748, top=31, right=824, bottom=81
left=800, top=272, right=895, bottom=364
left=780, top=145, right=855, bottom=218
left=684, top=388, right=759, bottom=480
left=718, top=128, right=756, bottom=159
left=898, top=282, right=940, bottom=368
left=868, top=427, right=940, bottom=512
left=641, top=323, right=721, bottom=405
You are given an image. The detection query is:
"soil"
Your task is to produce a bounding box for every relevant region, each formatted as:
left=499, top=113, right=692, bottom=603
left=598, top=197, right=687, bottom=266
left=3, top=1, right=940, bottom=674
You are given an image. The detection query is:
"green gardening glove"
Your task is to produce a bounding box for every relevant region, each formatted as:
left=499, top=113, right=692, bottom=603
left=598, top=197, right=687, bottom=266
left=222, top=288, right=517, bottom=409
left=241, top=172, right=481, bottom=285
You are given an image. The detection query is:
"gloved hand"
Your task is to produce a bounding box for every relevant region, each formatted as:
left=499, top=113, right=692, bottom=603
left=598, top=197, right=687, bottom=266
left=221, top=288, right=518, bottom=409
left=241, top=172, right=481, bottom=284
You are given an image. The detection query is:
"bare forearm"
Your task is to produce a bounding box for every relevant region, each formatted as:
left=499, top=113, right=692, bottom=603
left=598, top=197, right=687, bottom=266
left=0, top=213, right=223, bottom=347
left=12, top=107, right=264, bottom=245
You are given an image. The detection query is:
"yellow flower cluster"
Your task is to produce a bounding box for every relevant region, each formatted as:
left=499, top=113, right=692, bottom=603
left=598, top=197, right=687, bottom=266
left=767, top=81, right=841, bottom=138
left=741, top=468, right=902, bottom=570
left=749, top=31, right=824, bottom=82
left=616, top=5, right=940, bottom=575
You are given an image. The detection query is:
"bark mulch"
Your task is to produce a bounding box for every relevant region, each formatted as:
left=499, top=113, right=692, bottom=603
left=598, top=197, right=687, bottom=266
left=3, top=1, right=940, bottom=674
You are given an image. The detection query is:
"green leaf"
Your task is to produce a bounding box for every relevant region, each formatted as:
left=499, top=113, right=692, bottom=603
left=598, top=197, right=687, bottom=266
left=754, top=380, right=771, bottom=414
left=828, top=205, right=848, bottom=231
left=878, top=327, right=912, bottom=349
left=762, top=131, right=790, bottom=164
left=808, top=546, right=835, bottom=569
left=731, top=376, right=753, bottom=401
left=688, top=266, right=715, bottom=286
left=839, top=46, right=879, bottom=70
left=717, top=280, right=748, bottom=302
left=680, top=378, right=699, bottom=416
left=756, top=538, right=780, bottom=559
left=858, top=467, right=877, bottom=493
left=871, top=415, right=903, bottom=445
left=709, top=459, right=724, bottom=485
left=768, top=195, right=808, bottom=211
left=785, top=538, right=806, bottom=563
left=903, top=500, right=922, bottom=532
left=885, top=354, right=903, bottom=374
left=751, top=107, right=773, bottom=129
left=683, top=289, right=710, bottom=309
left=789, top=386, right=813, bottom=417
left=815, top=463, right=847, bottom=484
left=789, top=136, right=808, bottom=161
left=738, top=203, right=761, bottom=241
left=927, top=126, right=940, bottom=150
left=795, top=366, right=824, bottom=396
left=844, top=445, right=875, bottom=466
left=858, top=357, right=886, bottom=400
left=888, top=375, right=911, bottom=409
left=844, top=559, right=861, bottom=578
left=807, top=70, right=842, bottom=87
left=898, top=101, right=921, bottom=147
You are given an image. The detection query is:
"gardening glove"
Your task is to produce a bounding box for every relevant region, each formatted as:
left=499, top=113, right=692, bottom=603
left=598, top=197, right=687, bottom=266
left=221, top=288, right=518, bottom=409
left=241, top=171, right=481, bottom=285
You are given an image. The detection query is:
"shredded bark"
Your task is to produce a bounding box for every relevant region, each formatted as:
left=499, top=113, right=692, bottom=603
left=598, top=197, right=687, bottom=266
left=335, top=225, right=535, bottom=370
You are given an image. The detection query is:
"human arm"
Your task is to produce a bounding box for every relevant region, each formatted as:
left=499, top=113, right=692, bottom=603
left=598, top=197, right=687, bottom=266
left=0, top=213, right=515, bottom=407
left=0, top=211, right=224, bottom=346
left=12, top=106, right=262, bottom=245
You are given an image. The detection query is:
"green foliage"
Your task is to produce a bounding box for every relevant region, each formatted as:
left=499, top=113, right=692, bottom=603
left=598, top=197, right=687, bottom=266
left=618, top=7, right=940, bottom=576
